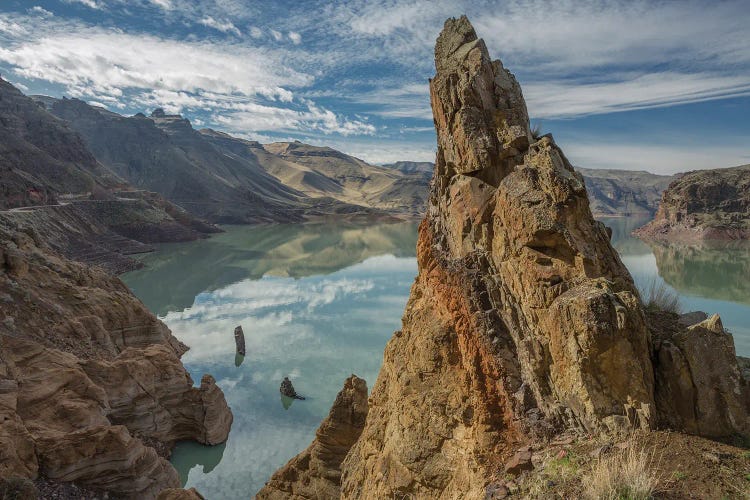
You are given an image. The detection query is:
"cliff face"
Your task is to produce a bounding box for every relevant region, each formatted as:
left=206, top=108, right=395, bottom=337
left=635, top=164, right=750, bottom=241
left=0, top=79, right=218, bottom=273
left=576, top=167, right=674, bottom=216
left=263, top=16, right=750, bottom=499
left=0, top=220, right=232, bottom=498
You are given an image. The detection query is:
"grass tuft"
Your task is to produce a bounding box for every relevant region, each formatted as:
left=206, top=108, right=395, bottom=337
left=582, top=442, right=661, bottom=500
left=639, top=278, right=681, bottom=314
left=531, top=121, right=543, bottom=140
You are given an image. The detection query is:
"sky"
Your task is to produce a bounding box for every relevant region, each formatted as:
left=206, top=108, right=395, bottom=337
left=0, top=0, right=748, bottom=173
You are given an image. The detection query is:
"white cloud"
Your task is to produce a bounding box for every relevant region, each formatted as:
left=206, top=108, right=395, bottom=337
left=565, top=142, right=750, bottom=175
left=29, top=6, right=54, bottom=17
left=249, top=26, right=263, bottom=38
left=63, top=0, right=103, bottom=9
left=349, top=83, right=432, bottom=120
left=270, top=29, right=283, bottom=41
left=524, top=72, right=750, bottom=119
left=199, top=16, right=241, bottom=36
left=288, top=31, right=301, bottom=44
left=213, top=100, right=376, bottom=137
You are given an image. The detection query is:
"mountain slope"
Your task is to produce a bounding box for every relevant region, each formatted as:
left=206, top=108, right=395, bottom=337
left=41, top=99, right=309, bottom=224
left=260, top=141, right=429, bottom=216
left=0, top=78, right=217, bottom=273
left=577, top=167, right=674, bottom=216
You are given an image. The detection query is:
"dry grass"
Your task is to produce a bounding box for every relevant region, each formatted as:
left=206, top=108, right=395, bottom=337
left=640, top=278, right=681, bottom=314
left=582, top=442, right=661, bottom=500
left=531, top=121, right=543, bottom=140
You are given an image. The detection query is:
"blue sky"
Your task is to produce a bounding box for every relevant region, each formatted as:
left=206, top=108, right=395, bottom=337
left=0, top=0, right=748, bottom=172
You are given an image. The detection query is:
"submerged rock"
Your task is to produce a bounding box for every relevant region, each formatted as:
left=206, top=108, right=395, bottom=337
left=234, top=325, right=246, bottom=356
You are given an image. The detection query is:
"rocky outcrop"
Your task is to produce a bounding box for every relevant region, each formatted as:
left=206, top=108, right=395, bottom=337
left=262, top=17, right=750, bottom=499
left=257, top=376, right=368, bottom=499
left=635, top=164, right=750, bottom=241
left=0, top=221, right=232, bottom=498
left=650, top=311, right=750, bottom=437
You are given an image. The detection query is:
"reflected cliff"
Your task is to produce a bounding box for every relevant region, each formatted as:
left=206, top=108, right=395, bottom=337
left=125, top=221, right=419, bottom=316
left=600, top=216, right=750, bottom=355
left=646, top=241, right=750, bottom=306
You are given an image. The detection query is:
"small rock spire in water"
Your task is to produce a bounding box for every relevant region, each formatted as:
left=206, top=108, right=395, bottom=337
left=280, top=376, right=305, bottom=400
left=233, top=325, right=245, bottom=355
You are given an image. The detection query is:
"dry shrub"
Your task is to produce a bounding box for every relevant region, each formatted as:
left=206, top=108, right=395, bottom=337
left=583, top=442, right=661, bottom=500
left=640, top=278, right=681, bottom=314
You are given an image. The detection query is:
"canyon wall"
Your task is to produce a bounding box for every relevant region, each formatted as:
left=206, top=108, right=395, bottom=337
left=0, top=219, right=232, bottom=498
left=635, top=164, right=750, bottom=241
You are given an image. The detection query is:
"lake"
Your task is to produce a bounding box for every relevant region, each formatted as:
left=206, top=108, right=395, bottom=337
left=121, top=217, right=750, bottom=498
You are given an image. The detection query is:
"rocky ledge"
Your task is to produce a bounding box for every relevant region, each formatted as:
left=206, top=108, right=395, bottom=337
left=634, top=164, right=750, bottom=242
left=0, top=219, right=232, bottom=498
left=261, top=16, right=750, bottom=499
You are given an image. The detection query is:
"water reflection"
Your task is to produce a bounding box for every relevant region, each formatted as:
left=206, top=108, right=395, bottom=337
left=121, top=222, right=420, bottom=498
left=280, top=395, right=295, bottom=411
left=125, top=222, right=419, bottom=316
left=601, top=216, right=750, bottom=356
left=646, top=241, right=750, bottom=306
left=171, top=441, right=227, bottom=487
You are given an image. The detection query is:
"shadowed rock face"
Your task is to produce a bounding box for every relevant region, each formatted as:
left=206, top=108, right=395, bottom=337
left=635, top=164, right=750, bottom=241
left=262, top=16, right=750, bottom=499
left=0, top=221, right=232, bottom=498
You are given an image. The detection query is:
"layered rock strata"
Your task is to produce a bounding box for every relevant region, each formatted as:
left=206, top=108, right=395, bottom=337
left=0, top=220, right=232, bottom=498
left=265, top=16, right=750, bottom=499
left=257, top=376, right=368, bottom=499
left=635, top=164, right=750, bottom=241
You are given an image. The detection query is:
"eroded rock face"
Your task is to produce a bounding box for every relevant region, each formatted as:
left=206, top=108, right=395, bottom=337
left=256, top=375, right=368, bottom=499
left=635, top=164, right=750, bottom=242
left=0, top=222, right=232, bottom=498
left=336, top=17, right=657, bottom=498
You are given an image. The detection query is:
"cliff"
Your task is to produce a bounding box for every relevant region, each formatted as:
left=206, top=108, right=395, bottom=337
left=262, top=16, right=750, bottom=499
left=576, top=167, right=674, bottom=217
left=635, top=164, right=750, bottom=241
left=0, top=218, right=232, bottom=498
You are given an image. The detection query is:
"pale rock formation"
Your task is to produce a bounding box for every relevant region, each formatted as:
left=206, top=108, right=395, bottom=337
left=0, top=221, right=232, bottom=498
left=257, top=375, right=368, bottom=499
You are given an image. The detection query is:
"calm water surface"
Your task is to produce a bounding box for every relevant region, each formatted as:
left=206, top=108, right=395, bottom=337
left=121, top=217, right=750, bottom=498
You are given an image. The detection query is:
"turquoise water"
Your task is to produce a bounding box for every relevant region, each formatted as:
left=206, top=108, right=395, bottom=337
left=122, top=222, right=420, bottom=497
left=121, top=218, right=750, bottom=499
